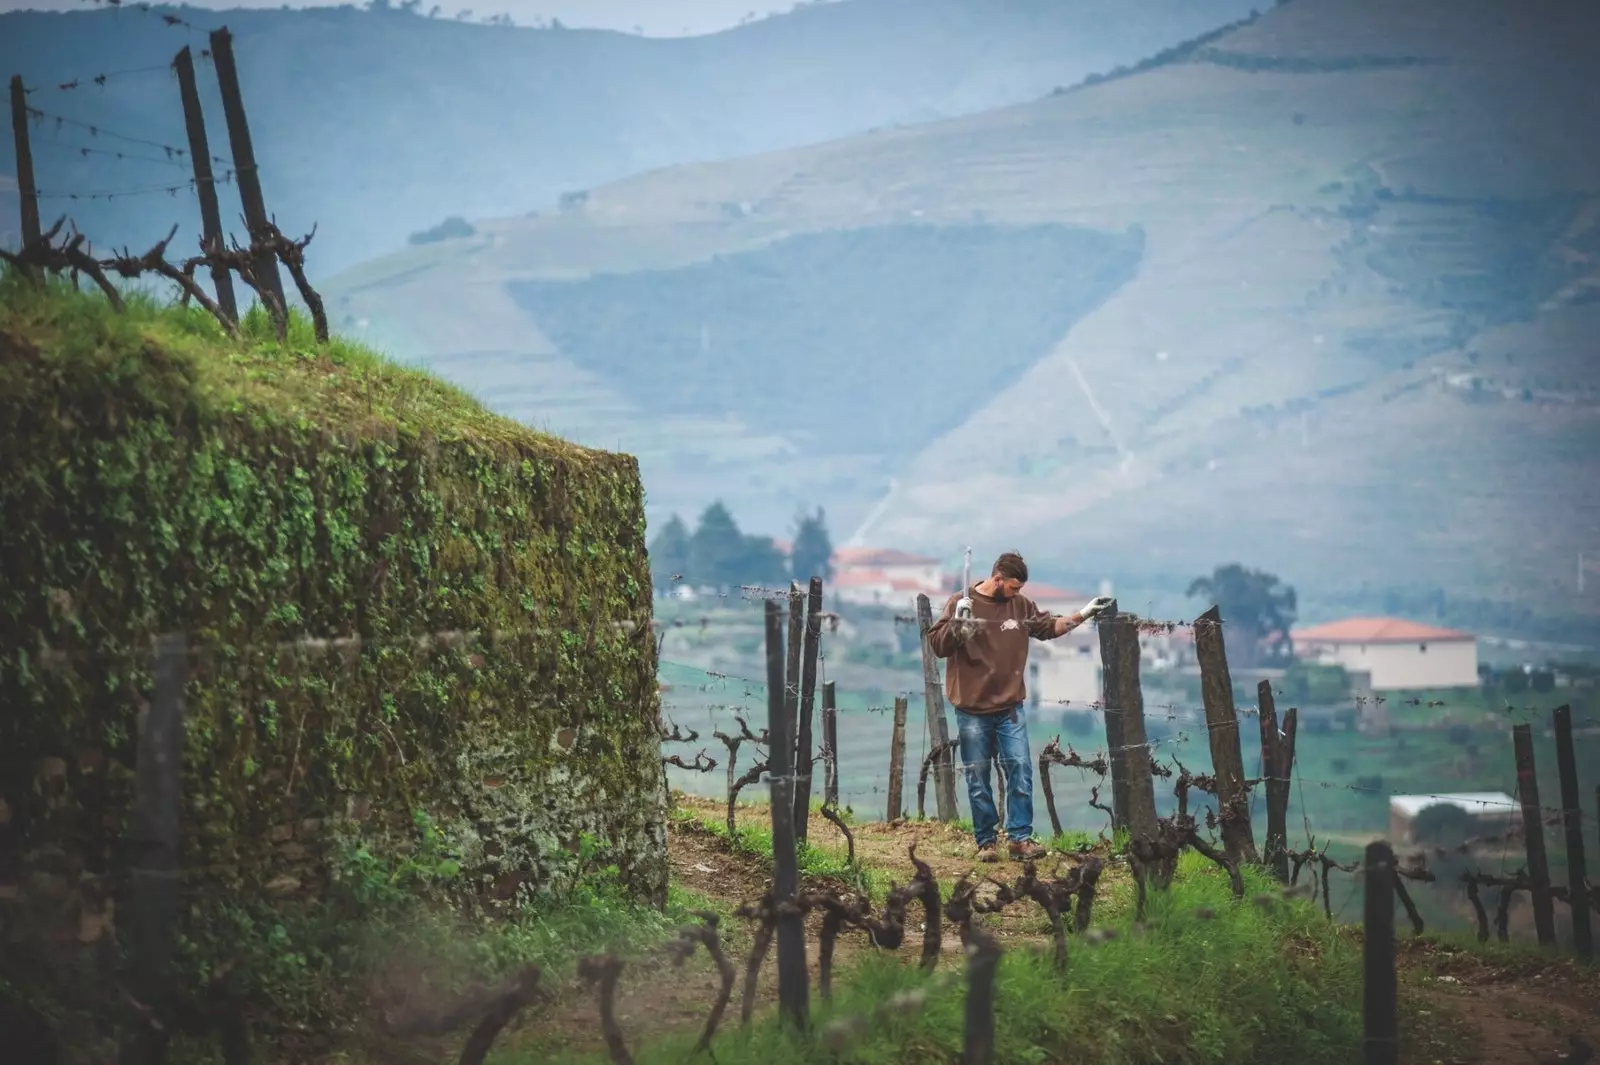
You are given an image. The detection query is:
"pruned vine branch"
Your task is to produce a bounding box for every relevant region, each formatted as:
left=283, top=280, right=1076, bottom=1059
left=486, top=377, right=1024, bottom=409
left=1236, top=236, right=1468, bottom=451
left=663, top=750, right=718, bottom=773
left=1, top=213, right=327, bottom=345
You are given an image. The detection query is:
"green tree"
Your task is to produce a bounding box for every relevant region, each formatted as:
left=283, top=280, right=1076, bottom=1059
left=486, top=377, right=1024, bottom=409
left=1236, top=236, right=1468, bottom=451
left=688, top=501, right=744, bottom=589
left=739, top=534, right=791, bottom=587
left=1410, top=802, right=1475, bottom=847
left=790, top=506, right=834, bottom=584
left=647, top=513, right=691, bottom=594
left=1187, top=563, right=1297, bottom=668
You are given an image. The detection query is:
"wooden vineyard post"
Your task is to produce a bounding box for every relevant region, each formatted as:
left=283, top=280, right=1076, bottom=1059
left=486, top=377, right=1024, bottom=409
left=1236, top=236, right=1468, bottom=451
left=1258, top=679, right=1292, bottom=881
left=915, top=593, right=959, bottom=820
left=172, top=45, right=238, bottom=322
left=1193, top=605, right=1258, bottom=862
left=822, top=680, right=839, bottom=807
left=1095, top=600, right=1128, bottom=829
left=764, top=598, right=809, bottom=1028
left=1363, top=840, right=1398, bottom=1065
left=962, top=926, right=1001, bottom=1065
left=120, top=633, right=188, bottom=1065
left=1511, top=723, right=1558, bottom=948
left=782, top=583, right=804, bottom=833
left=1098, top=604, right=1158, bottom=842
left=9, top=73, right=41, bottom=279
left=208, top=26, right=286, bottom=310
left=886, top=695, right=908, bottom=821
left=792, top=577, right=824, bottom=843
left=1551, top=705, right=1591, bottom=961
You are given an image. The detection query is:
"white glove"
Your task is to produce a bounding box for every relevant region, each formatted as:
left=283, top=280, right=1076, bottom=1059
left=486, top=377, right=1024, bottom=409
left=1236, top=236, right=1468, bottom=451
left=955, top=595, right=974, bottom=619
left=1078, top=596, right=1115, bottom=620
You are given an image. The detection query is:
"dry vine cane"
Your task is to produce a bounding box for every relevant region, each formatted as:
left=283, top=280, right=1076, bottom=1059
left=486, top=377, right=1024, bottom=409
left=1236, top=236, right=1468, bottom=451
left=916, top=738, right=960, bottom=819
left=662, top=750, right=718, bottom=773
left=577, top=955, right=634, bottom=1065
left=712, top=714, right=769, bottom=838
left=663, top=911, right=736, bottom=1052
left=1460, top=869, right=1597, bottom=944
left=377, top=964, right=546, bottom=1065
left=1038, top=737, right=1108, bottom=838
left=0, top=213, right=329, bottom=343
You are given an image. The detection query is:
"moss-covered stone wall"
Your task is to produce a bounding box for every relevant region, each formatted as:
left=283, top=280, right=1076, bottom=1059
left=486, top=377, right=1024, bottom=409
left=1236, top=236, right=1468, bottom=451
left=0, top=289, right=667, bottom=1039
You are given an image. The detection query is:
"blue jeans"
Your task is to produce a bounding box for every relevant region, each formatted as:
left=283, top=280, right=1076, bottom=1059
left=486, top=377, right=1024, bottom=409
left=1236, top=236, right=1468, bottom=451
left=954, top=705, right=1034, bottom=846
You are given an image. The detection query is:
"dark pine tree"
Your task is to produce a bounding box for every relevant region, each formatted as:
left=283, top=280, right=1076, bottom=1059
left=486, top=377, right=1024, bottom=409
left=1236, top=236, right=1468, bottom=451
left=790, top=506, right=834, bottom=584
left=647, top=513, right=691, bottom=593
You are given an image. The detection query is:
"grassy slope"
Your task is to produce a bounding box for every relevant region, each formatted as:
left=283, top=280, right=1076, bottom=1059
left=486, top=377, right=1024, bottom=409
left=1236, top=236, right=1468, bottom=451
left=517, top=794, right=1365, bottom=1065
left=328, top=0, right=1600, bottom=638
left=0, top=0, right=1260, bottom=276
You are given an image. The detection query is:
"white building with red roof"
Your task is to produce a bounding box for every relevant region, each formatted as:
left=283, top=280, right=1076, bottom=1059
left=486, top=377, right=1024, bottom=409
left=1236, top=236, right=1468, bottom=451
left=1291, top=617, right=1478, bottom=691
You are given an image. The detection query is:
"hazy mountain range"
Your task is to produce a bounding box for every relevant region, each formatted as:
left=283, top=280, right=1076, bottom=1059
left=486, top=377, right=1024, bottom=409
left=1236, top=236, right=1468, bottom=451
left=321, top=0, right=1600, bottom=643
left=0, top=0, right=1262, bottom=274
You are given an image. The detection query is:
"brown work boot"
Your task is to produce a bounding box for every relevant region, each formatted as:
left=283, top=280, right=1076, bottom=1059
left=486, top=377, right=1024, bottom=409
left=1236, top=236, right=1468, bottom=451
left=1008, top=839, right=1048, bottom=861
left=976, top=842, right=1000, bottom=863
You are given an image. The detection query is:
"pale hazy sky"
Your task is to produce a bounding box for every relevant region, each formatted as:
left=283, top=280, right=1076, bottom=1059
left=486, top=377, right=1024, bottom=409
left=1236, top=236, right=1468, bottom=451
left=0, top=0, right=835, bottom=35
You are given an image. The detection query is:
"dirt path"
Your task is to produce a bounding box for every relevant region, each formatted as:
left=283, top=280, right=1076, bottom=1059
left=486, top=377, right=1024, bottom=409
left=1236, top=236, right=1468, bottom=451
left=1396, top=939, right=1600, bottom=1065
left=512, top=797, right=1103, bottom=1058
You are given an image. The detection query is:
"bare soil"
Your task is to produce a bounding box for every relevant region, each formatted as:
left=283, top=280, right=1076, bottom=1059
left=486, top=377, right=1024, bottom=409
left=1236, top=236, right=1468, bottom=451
left=501, top=795, right=1104, bottom=1058
left=409, top=796, right=1600, bottom=1064
left=1395, top=937, right=1600, bottom=1065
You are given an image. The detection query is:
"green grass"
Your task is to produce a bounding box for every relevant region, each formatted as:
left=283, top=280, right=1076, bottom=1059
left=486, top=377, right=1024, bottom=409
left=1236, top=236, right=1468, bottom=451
left=0, top=271, right=597, bottom=461
left=513, top=852, right=1362, bottom=1065
left=671, top=802, right=891, bottom=898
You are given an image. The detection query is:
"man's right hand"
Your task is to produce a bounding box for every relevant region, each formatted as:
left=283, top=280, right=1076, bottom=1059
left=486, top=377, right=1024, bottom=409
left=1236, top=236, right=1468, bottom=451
left=951, top=617, right=981, bottom=644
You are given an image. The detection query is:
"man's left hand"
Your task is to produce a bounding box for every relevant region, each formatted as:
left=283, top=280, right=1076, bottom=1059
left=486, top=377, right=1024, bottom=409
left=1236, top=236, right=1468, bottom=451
left=1078, top=595, right=1115, bottom=620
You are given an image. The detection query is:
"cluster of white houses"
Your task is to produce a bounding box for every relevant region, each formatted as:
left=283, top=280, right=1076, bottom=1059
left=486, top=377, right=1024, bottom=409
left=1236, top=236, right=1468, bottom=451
left=746, top=544, right=1484, bottom=709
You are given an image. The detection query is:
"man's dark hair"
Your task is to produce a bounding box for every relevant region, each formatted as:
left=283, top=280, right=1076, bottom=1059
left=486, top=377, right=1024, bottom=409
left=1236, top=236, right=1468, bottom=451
left=992, top=551, right=1028, bottom=583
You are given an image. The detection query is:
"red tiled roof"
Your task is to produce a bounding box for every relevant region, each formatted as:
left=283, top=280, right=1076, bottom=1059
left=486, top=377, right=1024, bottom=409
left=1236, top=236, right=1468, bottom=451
left=1291, top=617, right=1475, bottom=644
left=833, top=569, right=892, bottom=588
left=1021, top=582, right=1087, bottom=604
left=835, top=546, right=941, bottom=567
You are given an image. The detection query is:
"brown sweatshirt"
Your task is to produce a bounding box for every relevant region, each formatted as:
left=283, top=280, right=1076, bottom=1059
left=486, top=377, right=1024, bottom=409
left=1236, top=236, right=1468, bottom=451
left=927, top=587, right=1082, bottom=714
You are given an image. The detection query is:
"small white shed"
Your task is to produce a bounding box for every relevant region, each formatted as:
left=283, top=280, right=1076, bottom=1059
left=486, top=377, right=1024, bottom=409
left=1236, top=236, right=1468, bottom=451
left=1388, top=791, right=1519, bottom=844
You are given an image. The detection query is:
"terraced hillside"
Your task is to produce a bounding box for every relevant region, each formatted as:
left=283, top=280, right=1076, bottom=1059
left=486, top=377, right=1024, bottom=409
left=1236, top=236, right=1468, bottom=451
left=327, top=0, right=1600, bottom=634
left=0, top=0, right=1261, bottom=274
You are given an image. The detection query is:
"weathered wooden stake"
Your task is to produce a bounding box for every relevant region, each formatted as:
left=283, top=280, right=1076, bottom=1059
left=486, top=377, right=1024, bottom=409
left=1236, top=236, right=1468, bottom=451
left=915, top=593, right=959, bottom=820
left=1258, top=680, right=1290, bottom=881
left=1278, top=706, right=1298, bottom=872
left=961, top=926, right=1002, bottom=1065
left=792, top=577, right=823, bottom=844
left=1095, top=601, right=1129, bottom=829
left=764, top=598, right=808, bottom=1028
left=886, top=695, right=908, bottom=821
left=1099, top=605, right=1158, bottom=843
left=208, top=27, right=286, bottom=310
left=1511, top=723, right=1557, bottom=948
left=1363, top=840, right=1398, bottom=1065
left=1552, top=706, right=1591, bottom=962
left=821, top=680, right=839, bottom=807
left=120, top=632, right=188, bottom=1065
left=172, top=46, right=238, bottom=322
left=8, top=75, right=41, bottom=253
left=1193, top=605, right=1258, bottom=862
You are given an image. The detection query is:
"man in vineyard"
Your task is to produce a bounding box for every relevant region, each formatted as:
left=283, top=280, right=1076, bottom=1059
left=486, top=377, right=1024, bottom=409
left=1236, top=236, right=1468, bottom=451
left=927, top=551, right=1113, bottom=862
